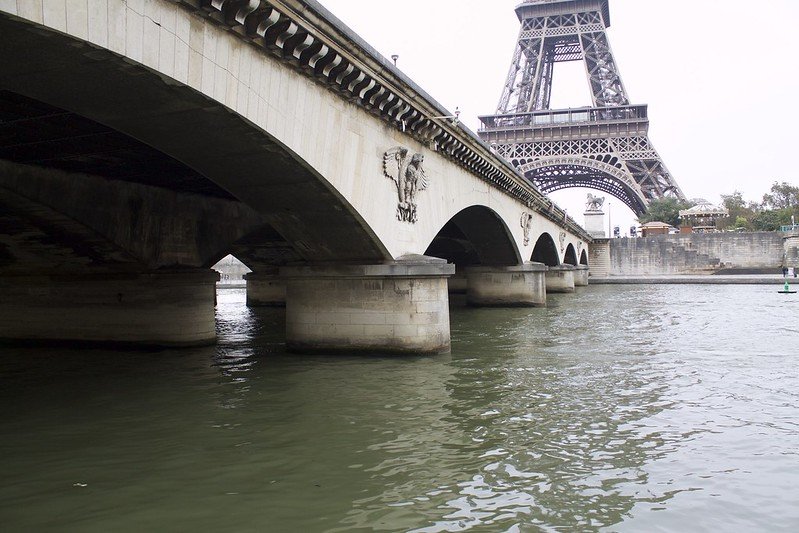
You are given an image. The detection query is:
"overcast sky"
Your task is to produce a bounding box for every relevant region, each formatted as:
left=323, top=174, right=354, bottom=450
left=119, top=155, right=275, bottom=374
left=319, top=0, right=799, bottom=232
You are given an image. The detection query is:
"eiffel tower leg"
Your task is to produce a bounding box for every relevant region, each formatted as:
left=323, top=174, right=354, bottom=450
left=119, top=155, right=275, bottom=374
left=497, top=36, right=547, bottom=115
left=609, top=137, right=687, bottom=202
left=579, top=29, right=629, bottom=107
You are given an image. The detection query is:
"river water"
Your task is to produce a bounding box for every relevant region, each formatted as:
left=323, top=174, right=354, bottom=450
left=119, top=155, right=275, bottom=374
left=2, top=285, right=798, bottom=532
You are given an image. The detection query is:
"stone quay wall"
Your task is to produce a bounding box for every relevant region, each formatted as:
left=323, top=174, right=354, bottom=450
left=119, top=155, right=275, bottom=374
left=607, top=233, right=787, bottom=276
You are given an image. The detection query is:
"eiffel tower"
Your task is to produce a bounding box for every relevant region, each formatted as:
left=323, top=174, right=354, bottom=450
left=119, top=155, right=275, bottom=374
left=478, top=0, right=685, bottom=215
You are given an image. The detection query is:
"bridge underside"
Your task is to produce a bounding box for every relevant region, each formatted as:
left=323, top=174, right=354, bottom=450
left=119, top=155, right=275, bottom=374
left=0, top=10, right=390, bottom=348
left=0, top=2, right=591, bottom=352
left=0, top=13, right=389, bottom=274
left=0, top=89, right=305, bottom=272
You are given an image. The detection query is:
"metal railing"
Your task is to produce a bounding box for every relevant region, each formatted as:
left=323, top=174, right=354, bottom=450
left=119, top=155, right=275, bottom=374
left=479, top=105, right=648, bottom=130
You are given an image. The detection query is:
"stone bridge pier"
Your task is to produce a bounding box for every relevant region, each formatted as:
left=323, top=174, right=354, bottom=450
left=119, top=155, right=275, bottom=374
left=465, top=264, right=548, bottom=307
left=0, top=0, right=592, bottom=354
left=0, top=270, right=219, bottom=347
left=0, top=159, right=269, bottom=347
left=281, top=257, right=453, bottom=354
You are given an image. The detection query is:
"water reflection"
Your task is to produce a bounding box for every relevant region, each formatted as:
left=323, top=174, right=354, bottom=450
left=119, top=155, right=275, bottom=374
left=329, top=293, right=679, bottom=531
left=1, top=286, right=798, bottom=531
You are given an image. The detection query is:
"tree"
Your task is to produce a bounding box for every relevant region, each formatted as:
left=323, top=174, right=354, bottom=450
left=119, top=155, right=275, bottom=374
left=713, top=183, right=799, bottom=232
left=637, top=197, right=694, bottom=228
left=751, top=209, right=792, bottom=232
left=734, top=216, right=750, bottom=230
left=761, top=182, right=799, bottom=210
left=717, top=191, right=756, bottom=231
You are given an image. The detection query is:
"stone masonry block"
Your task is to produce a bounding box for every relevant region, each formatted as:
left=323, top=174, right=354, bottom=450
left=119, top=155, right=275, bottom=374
left=352, top=312, right=388, bottom=326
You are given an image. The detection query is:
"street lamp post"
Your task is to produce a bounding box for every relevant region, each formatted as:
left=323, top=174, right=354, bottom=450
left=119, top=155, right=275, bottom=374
left=607, top=202, right=612, bottom=238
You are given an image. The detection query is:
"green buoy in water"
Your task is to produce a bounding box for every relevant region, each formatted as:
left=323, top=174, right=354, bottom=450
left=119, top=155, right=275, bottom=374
left=779, top=280, right=797, bottom=294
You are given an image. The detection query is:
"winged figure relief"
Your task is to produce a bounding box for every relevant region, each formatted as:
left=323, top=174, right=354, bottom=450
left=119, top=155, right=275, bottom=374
left=520, top=212, right=534, bottom=246
left=383, top=147, right=428, bottom=223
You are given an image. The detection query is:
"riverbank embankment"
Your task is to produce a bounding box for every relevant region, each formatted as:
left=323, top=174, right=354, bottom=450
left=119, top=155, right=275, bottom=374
left=591, top=275, right=794, bottom=285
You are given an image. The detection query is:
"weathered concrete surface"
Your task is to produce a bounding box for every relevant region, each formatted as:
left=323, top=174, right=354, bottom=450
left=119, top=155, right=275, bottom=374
left=785, top=233, right=799, bottom=269
left=281, top=258, right=455, bottom=355
left=245, top=270, right=286, bottom=307
left=584, top=211, right=606, bottom=239
left=546, top=265, right=576, bottom=293
left=0, top=269, right=218, bottom=346
left=591, top=275, right=793, bottom=285
left=0, top=160, right=268, bottom=271
left=574, top=265, right=590, bottom=286
left=465, top=263, right=547, bottom=307
left=609, top=233, right=784, bottom=276
left=588, top=239, right=611, bottom=278
left=447, top=272, right=469, bottom=294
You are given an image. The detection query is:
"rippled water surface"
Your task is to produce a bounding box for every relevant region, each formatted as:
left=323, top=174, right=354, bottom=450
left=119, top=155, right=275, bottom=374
left=2, top=285, right=799, bottom=532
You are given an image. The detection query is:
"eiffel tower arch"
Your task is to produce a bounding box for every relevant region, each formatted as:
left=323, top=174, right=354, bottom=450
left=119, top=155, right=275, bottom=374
left=478, top=0, right=686, bottom=216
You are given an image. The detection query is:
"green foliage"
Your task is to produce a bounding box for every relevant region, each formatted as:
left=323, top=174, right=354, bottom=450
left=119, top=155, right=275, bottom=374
left=637, top=182, right=798, bottom=233
left=638, top=197, right=694, bottom=228
left=714, top=182, right=799, bottom=232
left=717, top=191, right=756, bottom=231
left=752, top=208, right=795, bottom=231
left=762, top=182, right=799, bottom=210
left=734, top=216, right=750, bottom=230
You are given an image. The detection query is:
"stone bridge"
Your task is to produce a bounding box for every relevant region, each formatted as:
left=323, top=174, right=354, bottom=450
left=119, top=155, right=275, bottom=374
left=0, top=0, right=591, bottom=354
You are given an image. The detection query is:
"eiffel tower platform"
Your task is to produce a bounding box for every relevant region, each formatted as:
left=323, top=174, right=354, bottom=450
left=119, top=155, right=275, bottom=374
left=479, top=0, right=686, bottom=216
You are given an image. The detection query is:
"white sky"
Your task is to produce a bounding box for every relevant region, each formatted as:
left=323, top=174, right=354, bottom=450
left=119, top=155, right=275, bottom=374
left=318, top=0, right=799, bottom=233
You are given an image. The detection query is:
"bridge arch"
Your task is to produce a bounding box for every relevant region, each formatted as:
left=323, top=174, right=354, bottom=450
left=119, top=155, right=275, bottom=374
left=517, top=157, right=649, bottom=215
left=425, top=206, right=520, bottom=267
left=580, top=249, right=589, bottom=266
left=531, top=233, right=560, bottom=267
left=0, top=0, right=594, bottom=351
left=0, top=13, right=391, bottom=269
left=563, top=243, right=578, bottom=266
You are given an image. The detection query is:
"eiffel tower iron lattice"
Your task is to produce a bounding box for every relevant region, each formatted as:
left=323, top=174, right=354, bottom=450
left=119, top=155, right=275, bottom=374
left=478, top=0, right=685, bottom=215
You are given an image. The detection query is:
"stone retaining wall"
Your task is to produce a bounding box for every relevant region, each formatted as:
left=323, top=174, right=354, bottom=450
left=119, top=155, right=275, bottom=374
left=608, top=233, right=786, bottom=276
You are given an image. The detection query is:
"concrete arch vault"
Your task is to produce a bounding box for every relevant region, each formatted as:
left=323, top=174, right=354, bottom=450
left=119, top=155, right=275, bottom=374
left=424, top=206, right=520, bottom=268
left=564, top=243, right=578, bottom=266
left=0, top=15, right=389, bottom=270
left=531, top=233, right=560, bottom=267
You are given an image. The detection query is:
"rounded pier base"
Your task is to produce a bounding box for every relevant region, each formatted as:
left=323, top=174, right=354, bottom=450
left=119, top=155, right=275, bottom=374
left=465, top=263, right=547, bottom=307
left=574, top=265, right=590, bottom=287
left=245, top=270, right=286, bottom=307
left=546, top=265, right=576, bottom=293
left=0, top=269, right=219, bottom=347
left=281, top=257, right=454, bottom=355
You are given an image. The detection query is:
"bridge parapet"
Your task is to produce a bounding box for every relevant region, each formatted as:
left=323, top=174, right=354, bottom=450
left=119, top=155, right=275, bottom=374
left=175, top=0, right=590, bottom=241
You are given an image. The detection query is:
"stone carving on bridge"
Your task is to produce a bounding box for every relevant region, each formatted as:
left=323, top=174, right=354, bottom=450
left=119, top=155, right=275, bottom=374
left=586, top=193, right=605, bottom=212
left=520, top=212, right=534, bottom=246
left=559, top=232, right=566, bottom=253
left=577, top=241, right=583, bottom=258
left=383, top=147, right=428, bottom=223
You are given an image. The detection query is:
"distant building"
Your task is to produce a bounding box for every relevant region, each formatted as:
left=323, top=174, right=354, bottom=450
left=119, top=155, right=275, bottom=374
left=212, top=255, right=251, bottom=284
left=640, top=221, right=673, bottom=237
